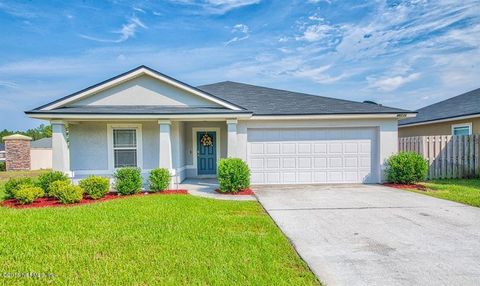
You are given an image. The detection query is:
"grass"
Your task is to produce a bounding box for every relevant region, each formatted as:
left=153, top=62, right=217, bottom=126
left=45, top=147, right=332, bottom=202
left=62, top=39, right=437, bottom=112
left=0, top=194, right=319, bottom=285
left=409, top=178, right=480, bottom=207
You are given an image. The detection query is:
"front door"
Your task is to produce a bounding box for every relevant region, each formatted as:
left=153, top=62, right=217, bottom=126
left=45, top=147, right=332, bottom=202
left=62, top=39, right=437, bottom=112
left=197, top=131, right=217, bottom=175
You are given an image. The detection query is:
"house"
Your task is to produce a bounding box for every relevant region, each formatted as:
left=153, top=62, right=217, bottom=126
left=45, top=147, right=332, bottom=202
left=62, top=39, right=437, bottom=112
left=30, top=137, right=52, bottom=170
left=0, top=143, right=5, bottom=162
left=26, top=66, right=413, bottom=185
left=399, top=88, right=480, bottom=137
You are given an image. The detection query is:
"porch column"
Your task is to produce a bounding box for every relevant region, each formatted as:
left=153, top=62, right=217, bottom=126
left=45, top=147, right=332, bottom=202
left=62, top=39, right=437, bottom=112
left=227, top=119, right=238, bottom=157
left=51, top=121, right=70, bottom=176
left=158, top=120, right=173, bottom=171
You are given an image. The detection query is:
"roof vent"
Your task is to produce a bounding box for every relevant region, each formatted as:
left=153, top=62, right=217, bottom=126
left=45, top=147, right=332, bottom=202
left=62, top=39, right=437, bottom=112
left=363, top=100, right=378, bottom=105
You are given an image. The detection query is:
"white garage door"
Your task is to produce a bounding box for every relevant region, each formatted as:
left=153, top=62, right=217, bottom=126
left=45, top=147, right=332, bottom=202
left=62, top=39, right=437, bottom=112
left=247, top=128, right=378, bottom=184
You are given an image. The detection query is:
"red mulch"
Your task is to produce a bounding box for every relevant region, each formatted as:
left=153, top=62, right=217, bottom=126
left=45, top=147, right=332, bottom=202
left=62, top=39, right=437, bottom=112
left=383, top=183, right=427, bottom=191
left=214, top=188, right=255, bottom=195
left=2, top=190, right=189, bottom=209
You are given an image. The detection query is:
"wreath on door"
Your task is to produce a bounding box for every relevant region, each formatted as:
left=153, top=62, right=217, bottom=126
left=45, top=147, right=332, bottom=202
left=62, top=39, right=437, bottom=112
left=200, top=133, right=213, bottom=147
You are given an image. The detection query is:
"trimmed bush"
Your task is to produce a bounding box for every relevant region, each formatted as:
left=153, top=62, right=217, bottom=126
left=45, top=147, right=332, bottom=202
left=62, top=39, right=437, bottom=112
left=4, top=177, right=35, bottom=199
left=386, top=152, right=428, bottom=184
left=0, top=161, right=5, bottom=171
left=79, top=176, right=110, bottom=199
left=148, top=168, right=171, bottom=192
left=56, top=185, right=84, bottom=204
left=14, top=186, right=44, bottom=205
left=37, top=171, right=69, bottom=194
left=48, top=180, right=72, bottom=198
left=217, top=158, right=250, bottom=193
left=113, top=167, right=143, bottom=195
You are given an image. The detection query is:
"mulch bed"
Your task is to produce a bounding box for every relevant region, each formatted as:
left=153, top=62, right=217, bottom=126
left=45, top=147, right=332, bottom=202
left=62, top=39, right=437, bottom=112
left=2, top=190, right=189, bottom=209
left=214, top=188, right=255, bottom=195
left=383, top=183, right=427, bottom=191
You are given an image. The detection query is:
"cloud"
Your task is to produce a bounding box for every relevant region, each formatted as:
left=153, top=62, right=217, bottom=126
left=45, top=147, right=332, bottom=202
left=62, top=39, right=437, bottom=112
left=80, top=16, right=147, bottom=43
left=368, top=73, right=421, bottom=92
left=169, top=0, right=260, bottom=14
left=291, top=65, right=349, bottom=84
left=0, top=80, right=19, bottom=89
left=225, top=24, right=250, bottom=46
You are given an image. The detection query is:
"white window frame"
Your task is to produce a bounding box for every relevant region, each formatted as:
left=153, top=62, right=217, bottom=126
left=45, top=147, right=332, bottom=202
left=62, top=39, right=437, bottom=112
left=107, top=124, right=143, bottom=171
left=451, top=123, right=472, bottom=136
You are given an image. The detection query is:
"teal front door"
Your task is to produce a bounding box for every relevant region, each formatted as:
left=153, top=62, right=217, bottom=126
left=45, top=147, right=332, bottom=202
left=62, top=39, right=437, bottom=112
left=197, top=131, right=217, bottom=175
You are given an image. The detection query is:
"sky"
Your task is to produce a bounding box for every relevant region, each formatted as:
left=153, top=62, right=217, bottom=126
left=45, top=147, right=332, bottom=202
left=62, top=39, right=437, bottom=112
left=0, top=0, right=479, bottom=130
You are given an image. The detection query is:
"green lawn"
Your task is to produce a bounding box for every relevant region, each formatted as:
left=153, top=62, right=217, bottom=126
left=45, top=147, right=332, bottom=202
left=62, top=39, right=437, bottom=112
left=0, top=194, right=319, bottom=285
left=411, top=179, right=480, bottom=207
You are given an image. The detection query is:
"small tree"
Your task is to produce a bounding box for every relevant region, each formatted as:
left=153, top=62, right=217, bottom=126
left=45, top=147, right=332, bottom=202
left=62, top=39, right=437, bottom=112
left=386, top=152, right=428, bottom=184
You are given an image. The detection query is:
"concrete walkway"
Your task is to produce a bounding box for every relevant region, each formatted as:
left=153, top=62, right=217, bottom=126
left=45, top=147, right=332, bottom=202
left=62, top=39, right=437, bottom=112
left=179, top=178, right=256, bottom=201
left=254, top=184, right=480, bottom=286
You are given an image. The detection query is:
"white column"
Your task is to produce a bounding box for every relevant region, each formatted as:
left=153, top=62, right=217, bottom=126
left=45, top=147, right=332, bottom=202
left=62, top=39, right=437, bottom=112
left=227, top=119, right=238, bottom=158
left=158, top=120, right=173, bottom=171
left=51, top=121, right=70, bottom=176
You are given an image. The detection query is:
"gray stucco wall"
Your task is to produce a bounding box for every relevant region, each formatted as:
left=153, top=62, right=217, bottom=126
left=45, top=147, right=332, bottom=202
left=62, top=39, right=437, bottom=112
left=70, top=121, right=159, bottom=172
left=70, top=122, right=108, bottom=170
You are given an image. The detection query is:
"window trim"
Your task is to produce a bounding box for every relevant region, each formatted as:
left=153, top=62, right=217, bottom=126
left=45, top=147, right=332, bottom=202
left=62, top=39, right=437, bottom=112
left=451, top=122, right=472, bottom=136
left=107, top=124, right=143, bottom=171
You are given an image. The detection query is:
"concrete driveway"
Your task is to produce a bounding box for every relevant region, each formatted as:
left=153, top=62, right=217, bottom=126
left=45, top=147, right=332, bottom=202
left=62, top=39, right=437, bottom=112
left=254, top=184, right=480, bottom=286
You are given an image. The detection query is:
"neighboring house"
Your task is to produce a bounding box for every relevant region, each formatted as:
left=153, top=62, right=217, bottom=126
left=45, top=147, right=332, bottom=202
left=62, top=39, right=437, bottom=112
left=399, top=88, right=480, bottom=137
left=30, top=137, right=52, bottom=170
left=26, top=66, right=413, bottom=185
left=0, top=143, right=5, bottom=162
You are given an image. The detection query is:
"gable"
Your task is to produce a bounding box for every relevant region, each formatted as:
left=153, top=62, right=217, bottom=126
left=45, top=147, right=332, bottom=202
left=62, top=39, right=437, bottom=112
left=68, top=75, right=221, bottom=108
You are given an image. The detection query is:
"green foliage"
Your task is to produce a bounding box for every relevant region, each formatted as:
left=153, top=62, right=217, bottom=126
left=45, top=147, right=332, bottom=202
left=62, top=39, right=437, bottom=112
left=113, top=167, right=143, bottom=195
left=14, top=186, right=44, bottom=205
left=37, top=171, right=69, bottom=194
left=148, top=168, right=171, bottom=192
left=0, top=162, right=5, bottom=172
left=386, top=152, right=428, bottom=184
left=79, top=176, right=110, bottom=199
left=0, top=124, right=53, bottom=141
left=48, top=180, right=72, bottom=198
left=56, top=185, right=84, bottom=204
left=4, top=177, right=35, bottom=199
left=217, top=158, right=250, bottom=193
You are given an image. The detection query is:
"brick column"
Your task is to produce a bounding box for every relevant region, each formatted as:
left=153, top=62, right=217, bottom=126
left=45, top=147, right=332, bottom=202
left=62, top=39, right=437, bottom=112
left=2, top=134, right=32, bottom=171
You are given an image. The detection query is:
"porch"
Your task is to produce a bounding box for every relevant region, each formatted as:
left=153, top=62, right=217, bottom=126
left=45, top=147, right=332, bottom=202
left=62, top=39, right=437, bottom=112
left=51, top=118, right=242, bottom=185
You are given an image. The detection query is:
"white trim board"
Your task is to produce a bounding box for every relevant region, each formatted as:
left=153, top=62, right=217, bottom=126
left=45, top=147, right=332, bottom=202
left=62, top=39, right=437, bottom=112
left=192, top=127, right=221, bottom=176
left=40, top=67, right=242, bottom=111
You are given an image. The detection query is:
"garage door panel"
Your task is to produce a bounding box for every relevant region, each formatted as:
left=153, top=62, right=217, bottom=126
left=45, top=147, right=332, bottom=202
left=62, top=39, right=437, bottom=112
left=247, top=128, right=377, bottom=184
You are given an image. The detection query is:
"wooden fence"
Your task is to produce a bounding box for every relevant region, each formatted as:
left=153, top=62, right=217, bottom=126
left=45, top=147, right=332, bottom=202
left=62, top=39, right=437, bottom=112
left=399, top=135, right=480, bottom=179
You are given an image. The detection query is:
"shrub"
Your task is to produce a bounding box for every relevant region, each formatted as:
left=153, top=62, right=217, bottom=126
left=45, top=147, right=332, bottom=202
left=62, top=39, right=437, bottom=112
left=386, top=152, right=428, bottom=184
left=14, top=186, right=44, bottom=205
left=0, top=162, right=5, bottom=171
left=79, top=176, right=110, bottom=199
left=37, top=171, right=69, bottom=194
left=148, top=168, right=171, bottom=192
left=4, top=177, right=35, bottom=199
left=217, top=158, right=250, bottom=193
left=47, top=180, right=72, bottom=198
left=56, top=185, right=84, bottom=204
left=113, top=167, right=143, bottom=195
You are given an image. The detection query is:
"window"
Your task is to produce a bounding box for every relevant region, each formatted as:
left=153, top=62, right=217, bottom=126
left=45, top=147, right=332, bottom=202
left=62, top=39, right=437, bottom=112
left=452, top=123, right=472, bottom=136
left=113, top=129, right=137, bottom=168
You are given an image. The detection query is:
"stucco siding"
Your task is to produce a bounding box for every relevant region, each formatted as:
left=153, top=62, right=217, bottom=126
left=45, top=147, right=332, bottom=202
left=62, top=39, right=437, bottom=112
left=70, top=122, right=108, bottom=171
left=142, top=121, right=160, bottom=169
left=399, top=117, right=480, bottom=137
left=69, top=75, right=220, bottom=107
left=30, top=148, right=52, bottom=170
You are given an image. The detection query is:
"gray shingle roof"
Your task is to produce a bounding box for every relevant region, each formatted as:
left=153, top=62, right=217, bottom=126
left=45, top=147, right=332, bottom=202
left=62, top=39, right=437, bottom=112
left=26, top=105, right=251, bottom=115
left=31, top=137, right=52, bottom=149
left=198, top=81, right=411, bottom=115
left=399, top=88, right=480, bottom=126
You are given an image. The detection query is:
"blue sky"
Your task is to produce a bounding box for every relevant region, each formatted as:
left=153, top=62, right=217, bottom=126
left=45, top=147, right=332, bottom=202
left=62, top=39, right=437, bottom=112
left=0, top=0, right=479, bottom=130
